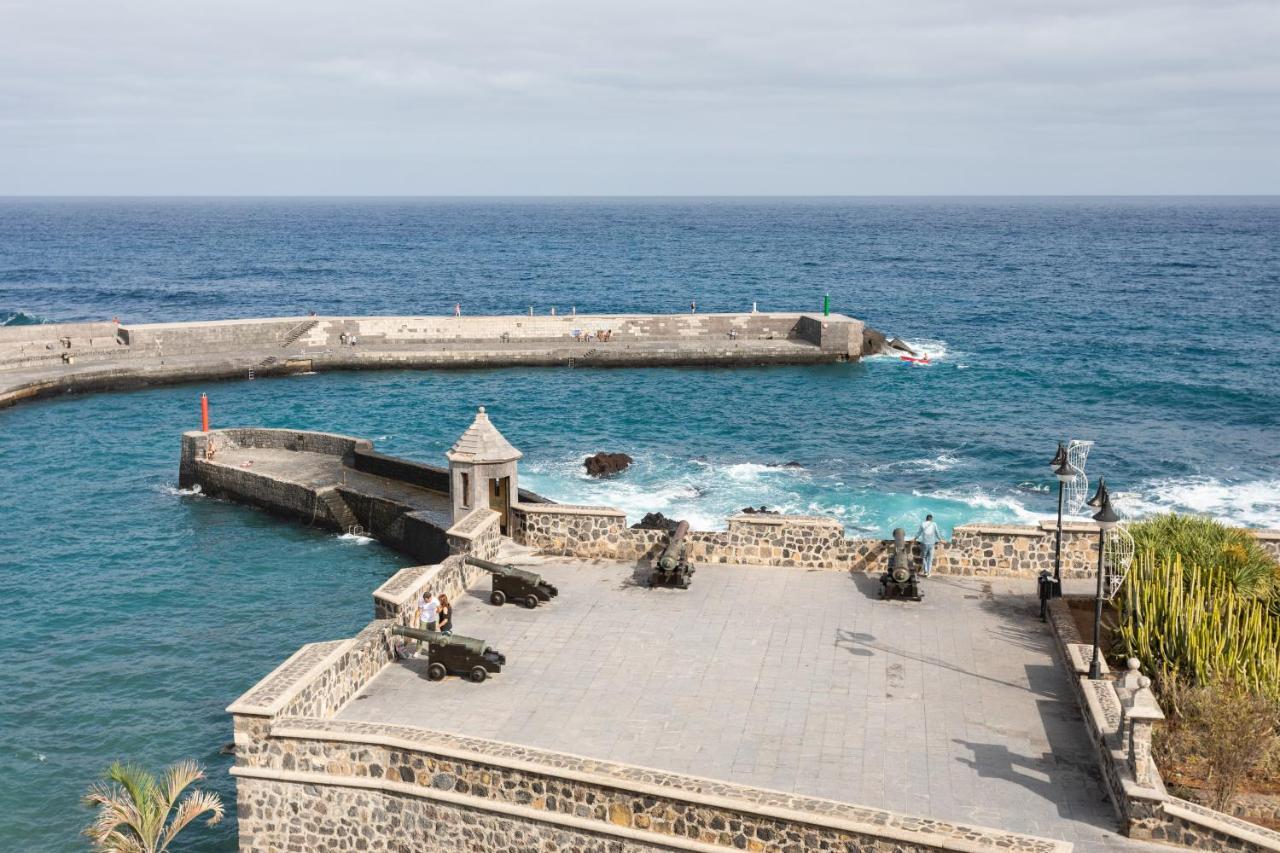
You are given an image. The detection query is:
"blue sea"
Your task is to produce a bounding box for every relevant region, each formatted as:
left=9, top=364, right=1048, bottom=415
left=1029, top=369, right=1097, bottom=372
left=1, top=197, right=1278, bottom=849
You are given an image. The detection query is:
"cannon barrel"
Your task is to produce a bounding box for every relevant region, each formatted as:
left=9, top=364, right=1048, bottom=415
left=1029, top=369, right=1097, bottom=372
left=657, top=520, right=690, bottom=570
left=464, top=555, right=519, bottom=576
left=392, top=625, right=449, bottom=644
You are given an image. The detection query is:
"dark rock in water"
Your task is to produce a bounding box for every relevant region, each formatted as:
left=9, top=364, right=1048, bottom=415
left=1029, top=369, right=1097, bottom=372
left=584, top=452, right=633, bottom=477
left=219, top=741, right=236, bottom=756
left=862, top=328, right=887, bottom=356
left=860, top=328, right=917, bottom=358
left=740, top=505, right=778, bottom=515
left=632, top=512, right=681, bottom=532
left=772, top=461, right=804, bottom=469
left=887, top=337, right=917, bottom=356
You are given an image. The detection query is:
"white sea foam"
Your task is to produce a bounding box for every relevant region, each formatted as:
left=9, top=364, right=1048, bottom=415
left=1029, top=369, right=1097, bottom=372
left=868, top=453, right=959, bottom=474
left=862, top=336, right=961, bottom=366
left=337, top=532, right=375, bottom=544
left=914, top=486, right=1041, bottom=525
left=1121, top=476, right=1280, bottom=529
left=159, top=484, right=203, bottom=497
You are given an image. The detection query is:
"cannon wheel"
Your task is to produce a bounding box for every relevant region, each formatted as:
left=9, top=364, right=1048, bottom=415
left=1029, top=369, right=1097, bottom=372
left=490, top=590, right=506, bottom=607
left=427, top=663, right=447, bottom=681
left=523, top=595, right=538, bottom=610
left=469, top=666, right=488, bottom=683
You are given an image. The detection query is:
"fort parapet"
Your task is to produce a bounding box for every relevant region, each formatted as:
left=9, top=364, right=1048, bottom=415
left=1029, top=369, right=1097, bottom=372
left=0, top=311, right=874, bottom=408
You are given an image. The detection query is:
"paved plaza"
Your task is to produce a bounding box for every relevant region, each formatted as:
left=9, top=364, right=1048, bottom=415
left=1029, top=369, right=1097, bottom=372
left=338, top=561, right=1162, bottom=850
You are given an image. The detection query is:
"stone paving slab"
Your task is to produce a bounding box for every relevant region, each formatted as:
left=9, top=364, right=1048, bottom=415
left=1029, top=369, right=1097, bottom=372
left=337, top=561, right=1168, bottom=851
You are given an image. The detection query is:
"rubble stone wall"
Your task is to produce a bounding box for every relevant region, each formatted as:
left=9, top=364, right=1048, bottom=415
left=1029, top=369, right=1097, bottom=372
left=229, top=718, right=1069, bottom=853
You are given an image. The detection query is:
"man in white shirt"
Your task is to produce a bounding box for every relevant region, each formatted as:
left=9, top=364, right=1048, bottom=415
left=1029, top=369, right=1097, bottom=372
left=422, top=590, right=440, bottom=633
left=914, top=514, right=946, bottom=577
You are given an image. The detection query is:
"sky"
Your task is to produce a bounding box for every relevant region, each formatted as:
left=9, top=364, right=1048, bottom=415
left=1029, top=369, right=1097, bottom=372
left=1, top=0, right=1278, bottom=195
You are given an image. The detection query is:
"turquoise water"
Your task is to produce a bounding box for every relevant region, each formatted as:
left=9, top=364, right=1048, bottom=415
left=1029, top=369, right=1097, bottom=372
left=2, top=198, right=1279, bottom=849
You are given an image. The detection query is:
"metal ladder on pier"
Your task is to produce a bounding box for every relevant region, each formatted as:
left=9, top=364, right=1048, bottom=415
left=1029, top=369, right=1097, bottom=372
left=317, top=488, right=363, bottom=535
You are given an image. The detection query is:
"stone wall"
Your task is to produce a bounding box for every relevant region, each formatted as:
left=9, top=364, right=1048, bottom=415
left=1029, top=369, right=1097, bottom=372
left=230, top=716, right=1069, bottom=853
left=372, top=554, right=489, bottom=623
left=512, top=503, right=1116, bottom=579
left=180, top=427, right=371, bottom=488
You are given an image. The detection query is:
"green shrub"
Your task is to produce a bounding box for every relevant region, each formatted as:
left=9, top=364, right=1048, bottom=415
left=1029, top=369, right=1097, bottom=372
left=1119, top=551, right=1280, bottom=702
left=1127, top=513, right=1279, bottom=601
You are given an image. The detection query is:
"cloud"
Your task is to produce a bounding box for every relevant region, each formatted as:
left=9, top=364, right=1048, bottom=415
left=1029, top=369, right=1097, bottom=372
left=0, top=0, right=1277, bottom=193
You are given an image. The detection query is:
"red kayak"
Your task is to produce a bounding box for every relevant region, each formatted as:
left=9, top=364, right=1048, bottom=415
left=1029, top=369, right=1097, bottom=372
left=900, top=354, right=931, bottom=365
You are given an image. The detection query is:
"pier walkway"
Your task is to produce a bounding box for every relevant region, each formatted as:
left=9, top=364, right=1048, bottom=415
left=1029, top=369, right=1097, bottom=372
left=0, top=311, right=873, bottom=409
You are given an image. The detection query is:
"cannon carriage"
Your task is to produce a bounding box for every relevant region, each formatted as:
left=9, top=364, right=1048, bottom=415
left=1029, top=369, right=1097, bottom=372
left=464, top=555, right=559, bottom=608
left=879, top=527, right=923, bottom=601
left=391, top=625, right=506, bottom=683
left=649, top=520, right=695, bottom=589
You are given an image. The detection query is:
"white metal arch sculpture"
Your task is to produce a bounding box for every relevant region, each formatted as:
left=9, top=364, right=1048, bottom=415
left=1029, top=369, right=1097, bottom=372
left=1102, top=489, right=1138, bottom=600
left=1064, top=440, right=1094, bottom=515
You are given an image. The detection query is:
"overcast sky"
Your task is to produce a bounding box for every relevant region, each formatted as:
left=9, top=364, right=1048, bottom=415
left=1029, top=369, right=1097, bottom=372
left=2, top=0, right=1277, bottom=195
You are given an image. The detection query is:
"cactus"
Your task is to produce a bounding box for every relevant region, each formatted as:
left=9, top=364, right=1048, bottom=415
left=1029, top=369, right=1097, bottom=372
left=1118, top=551, right=1280, bottom=702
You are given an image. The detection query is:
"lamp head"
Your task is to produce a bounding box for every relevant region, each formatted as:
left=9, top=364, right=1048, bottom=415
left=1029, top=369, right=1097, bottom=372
left=1054, top=455, right=1076, bottom=483
left=1050, top=442, right=1068, bottom=470
left=1086, top=477, right=1109, bottom=509
left=1093, top=493, right=1120, bottom=530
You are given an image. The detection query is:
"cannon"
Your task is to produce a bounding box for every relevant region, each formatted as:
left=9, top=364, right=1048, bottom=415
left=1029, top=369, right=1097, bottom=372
left=649, top=520, right=695, bottom=589
left=879, top=527, right=922, bottom=601
left=464, top=555, right=559, bottom=608
left=391, top=625, right=505, bottom=683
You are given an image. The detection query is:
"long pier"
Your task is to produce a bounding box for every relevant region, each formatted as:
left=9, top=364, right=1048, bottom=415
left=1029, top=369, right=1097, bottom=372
left=0, top=311, right=875, bottom=409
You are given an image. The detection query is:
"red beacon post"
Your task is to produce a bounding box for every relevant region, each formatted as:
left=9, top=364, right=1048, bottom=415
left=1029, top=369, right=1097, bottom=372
left=200, top=393, right=210, bottom=432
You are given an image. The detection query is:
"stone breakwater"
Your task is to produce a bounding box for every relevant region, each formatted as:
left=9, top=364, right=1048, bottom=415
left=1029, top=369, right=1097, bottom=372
left=182, top=428, right=1280, bottom=581
left=0, top=311, right=873, bottom=409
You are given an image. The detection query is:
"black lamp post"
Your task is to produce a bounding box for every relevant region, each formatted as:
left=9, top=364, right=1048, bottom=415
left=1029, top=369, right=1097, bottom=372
left=1050, top=442, right=1075, bottom=595
left=1086, top=478, right=1119, bottom=679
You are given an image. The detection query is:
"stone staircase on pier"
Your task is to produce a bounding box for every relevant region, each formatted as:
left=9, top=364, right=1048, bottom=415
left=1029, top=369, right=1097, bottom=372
left=317, top=488, right=362, bottom=535
left=280, top=319, right=318, bottom=348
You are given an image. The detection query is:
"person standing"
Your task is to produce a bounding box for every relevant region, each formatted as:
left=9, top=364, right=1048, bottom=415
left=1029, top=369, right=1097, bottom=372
left=914, top=514, right=946, bottom=576
left=422, top=589, right=440, bottom=632
left=454, top=303, right=461, bottom=317
left=437, top=594, right=453, bottom=636
left=690, top=300, right=697, bottom=313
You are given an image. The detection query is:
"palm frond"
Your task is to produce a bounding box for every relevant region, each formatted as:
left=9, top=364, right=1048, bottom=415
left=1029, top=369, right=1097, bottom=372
left=160, top=760, right=204, bottom=809
left=158, top=790, right=224, bottom=851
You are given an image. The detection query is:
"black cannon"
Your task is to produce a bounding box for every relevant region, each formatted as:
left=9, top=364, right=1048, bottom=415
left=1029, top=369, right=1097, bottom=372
left=464, top=555, right=559, bottom=608
left=879, top=527, right=922, bottom=601
left=649, top=520, right=695, bottom=589
left=391, top=625, right=505, bottom=683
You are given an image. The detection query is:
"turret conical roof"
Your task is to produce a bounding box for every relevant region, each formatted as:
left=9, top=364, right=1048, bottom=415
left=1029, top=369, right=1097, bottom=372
left=447, top=406, right=522, bottom=464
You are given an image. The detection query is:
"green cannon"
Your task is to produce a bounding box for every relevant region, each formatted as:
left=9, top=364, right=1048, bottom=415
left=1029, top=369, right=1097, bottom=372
left=649, top=520, right=694, bottom=589
left=391, top=625, right=505, bottom=683
left=464, top=555, right=559, bottom=608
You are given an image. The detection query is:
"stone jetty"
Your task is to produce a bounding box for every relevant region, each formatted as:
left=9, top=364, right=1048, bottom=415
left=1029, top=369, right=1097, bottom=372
left=0, top=311, right=875, bottom=408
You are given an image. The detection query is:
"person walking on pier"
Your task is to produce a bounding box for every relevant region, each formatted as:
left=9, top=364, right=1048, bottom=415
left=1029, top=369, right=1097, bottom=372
left=913, top=514, right=946, bottom=577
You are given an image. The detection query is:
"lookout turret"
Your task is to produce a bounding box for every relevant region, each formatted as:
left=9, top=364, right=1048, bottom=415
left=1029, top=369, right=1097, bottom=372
left=447, top=406, right=522, bottom=535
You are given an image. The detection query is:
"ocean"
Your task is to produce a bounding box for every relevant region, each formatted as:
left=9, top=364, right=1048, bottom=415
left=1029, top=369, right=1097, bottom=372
left=1, top=197, right=1278, bottom=849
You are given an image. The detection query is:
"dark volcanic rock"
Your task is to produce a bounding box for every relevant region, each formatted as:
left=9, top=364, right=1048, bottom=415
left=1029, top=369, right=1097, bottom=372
left=584, top=452, right=633, bottom=477
left=739, top=505, right=778, bottom=515
left=770, top=461, right=804, bottom=469
left=887, top=337, right=917, bottom=356
left=632, top=512, right=681, bottom=532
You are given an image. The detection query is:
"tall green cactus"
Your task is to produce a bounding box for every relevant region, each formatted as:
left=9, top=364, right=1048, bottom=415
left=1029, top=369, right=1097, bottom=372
left=1118, top=551, right=1280, bottom=702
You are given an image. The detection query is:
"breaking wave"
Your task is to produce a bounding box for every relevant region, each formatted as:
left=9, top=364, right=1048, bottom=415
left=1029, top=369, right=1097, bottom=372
left=1120, top=476, right=1280, bottom=529
left=1, top=310, right=51, bottom=326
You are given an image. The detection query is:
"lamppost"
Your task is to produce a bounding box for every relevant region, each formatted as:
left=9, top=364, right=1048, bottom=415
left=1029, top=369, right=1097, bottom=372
left=1086, top=477, right=1119, bottom=680
left=1050, top=442, right=1075, bottom=595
